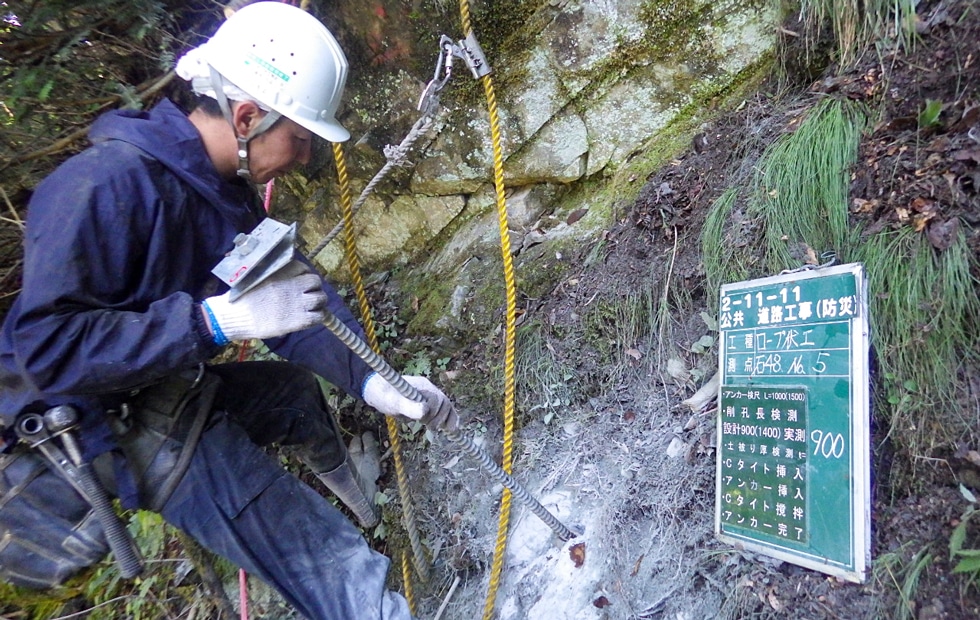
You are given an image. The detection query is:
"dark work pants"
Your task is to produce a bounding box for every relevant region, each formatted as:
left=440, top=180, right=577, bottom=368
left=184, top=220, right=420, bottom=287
left=153, top=362, right=413, bottom=620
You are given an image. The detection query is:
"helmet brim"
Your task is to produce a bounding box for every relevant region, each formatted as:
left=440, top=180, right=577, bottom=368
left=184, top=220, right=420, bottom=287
left=291, top=114, right=350, bottom=143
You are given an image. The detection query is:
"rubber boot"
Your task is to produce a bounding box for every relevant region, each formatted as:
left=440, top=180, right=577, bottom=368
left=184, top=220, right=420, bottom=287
left=315, top=436, right=380, bottom=529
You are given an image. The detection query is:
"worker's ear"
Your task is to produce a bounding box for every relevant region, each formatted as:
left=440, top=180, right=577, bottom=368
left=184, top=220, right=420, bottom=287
left=231, top=101, right=265, bottom=138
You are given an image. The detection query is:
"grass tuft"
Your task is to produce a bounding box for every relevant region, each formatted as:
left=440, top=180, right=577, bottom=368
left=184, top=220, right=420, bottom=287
left=747, top=97, right=867, bottom=272
left=701, top=97, right=866, bottom=283
left=855, top=227, right=980, bottom=481
left=701, top=187, right=749, bottom=309
left=515, top=322, right=579, bottom=427
left=799, top=0, right=920, bottom=65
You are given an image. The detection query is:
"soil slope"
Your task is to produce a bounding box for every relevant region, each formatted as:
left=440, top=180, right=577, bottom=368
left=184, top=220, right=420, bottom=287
left=390, top=2, right=980, bottom=618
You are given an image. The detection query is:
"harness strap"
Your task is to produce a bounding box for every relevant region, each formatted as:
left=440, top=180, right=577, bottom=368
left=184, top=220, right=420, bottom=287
left=148, top=377, right=215, bottom=512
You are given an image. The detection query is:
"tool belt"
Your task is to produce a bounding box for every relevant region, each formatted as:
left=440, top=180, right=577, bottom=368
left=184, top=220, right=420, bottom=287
left=0, top=366, right=219, bottom=589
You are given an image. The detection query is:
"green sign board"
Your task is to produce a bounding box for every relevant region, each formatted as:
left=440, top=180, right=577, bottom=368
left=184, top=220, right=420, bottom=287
left=714, top=263, right=870, bottom=582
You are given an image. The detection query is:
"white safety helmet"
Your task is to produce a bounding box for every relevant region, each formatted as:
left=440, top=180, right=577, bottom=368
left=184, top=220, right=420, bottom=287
left=204, top=2, right=350, bottom=142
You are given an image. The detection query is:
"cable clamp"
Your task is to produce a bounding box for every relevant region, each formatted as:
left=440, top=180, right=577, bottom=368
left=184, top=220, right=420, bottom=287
left=457, top=32, right=491, bottom=79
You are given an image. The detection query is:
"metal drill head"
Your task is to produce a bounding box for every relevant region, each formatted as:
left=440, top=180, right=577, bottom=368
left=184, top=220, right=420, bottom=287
left=43, top=405, right=79, bottom=433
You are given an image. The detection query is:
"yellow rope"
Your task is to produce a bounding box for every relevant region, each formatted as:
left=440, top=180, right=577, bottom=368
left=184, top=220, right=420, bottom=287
left=401, top=551, right=415, bottom=612
left=331, top=143, right=428, bottom=615
left=456, top=3, right=519, bottom=618
left=331, top=3, right=517, bottom=612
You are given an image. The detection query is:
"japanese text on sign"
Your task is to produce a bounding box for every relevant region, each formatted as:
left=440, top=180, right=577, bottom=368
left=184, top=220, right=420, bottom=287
left=719, top=387, right=809, bottom=542
left=719, top=284, right=856, bottom=380
left=719, top=285, right=857, bottom=330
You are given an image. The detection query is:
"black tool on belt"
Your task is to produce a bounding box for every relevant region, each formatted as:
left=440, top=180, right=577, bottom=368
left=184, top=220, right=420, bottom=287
left=15, top=406, right=143, bottom=579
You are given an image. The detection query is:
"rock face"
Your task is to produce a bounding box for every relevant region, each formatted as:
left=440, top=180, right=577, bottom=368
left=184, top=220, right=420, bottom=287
left=304, top=0, right=778, bottom=323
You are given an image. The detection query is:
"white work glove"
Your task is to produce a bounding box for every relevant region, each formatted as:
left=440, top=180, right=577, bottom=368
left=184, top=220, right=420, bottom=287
left=362, top=373, right=459, bottom=431
left=201, top=260, right=327, bottom=344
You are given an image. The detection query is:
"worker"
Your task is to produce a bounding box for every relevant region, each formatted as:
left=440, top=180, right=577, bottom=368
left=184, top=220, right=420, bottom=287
left=0, top=2, right=457, bottom=618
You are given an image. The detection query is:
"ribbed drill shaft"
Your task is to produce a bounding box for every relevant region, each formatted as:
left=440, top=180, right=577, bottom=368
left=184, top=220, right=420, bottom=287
left=320, top=312, right=577, bottom=541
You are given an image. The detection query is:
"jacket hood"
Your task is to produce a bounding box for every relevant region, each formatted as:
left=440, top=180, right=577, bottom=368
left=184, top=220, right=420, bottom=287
left=89, top=99, right=248, bottom=220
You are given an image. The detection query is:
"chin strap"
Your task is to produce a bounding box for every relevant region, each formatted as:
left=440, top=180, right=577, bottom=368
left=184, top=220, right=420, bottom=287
left=208, top=67, right=281, bottom=179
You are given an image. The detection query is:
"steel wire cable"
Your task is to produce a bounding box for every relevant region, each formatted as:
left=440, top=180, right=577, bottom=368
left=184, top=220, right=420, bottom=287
left=308, top=114, right=436, bottom=261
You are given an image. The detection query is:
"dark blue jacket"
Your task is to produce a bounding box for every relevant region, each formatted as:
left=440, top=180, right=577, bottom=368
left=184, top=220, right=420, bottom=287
left=0, top=99, right=373, bottom=447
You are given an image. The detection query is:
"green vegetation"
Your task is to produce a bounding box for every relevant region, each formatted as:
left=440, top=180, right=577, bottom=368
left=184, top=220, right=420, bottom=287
left=701, top=91, right=979, bottom=490
left=856, top=229, right=979, bottom=482
left=0, top=1, right=188, bottom=192
left=950, top=486, right=980, bottom=592
left=0, top=510, right=237, bottom=619
left=702, top=188, right=747, bottom=308
left=874, top=543, right=936, bottom=620
left=749, top=98, right=866, bottom=272
left=799, top=0, right=920, bottom=65
left=700, top=97, right=867, bottom=278
left=515, top=322, right=577, bottom=426
left=700, top=97, right=865, bottom=281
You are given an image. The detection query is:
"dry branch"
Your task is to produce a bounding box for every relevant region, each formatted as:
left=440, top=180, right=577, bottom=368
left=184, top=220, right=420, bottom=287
left=0, top=71, right=176, bottom=170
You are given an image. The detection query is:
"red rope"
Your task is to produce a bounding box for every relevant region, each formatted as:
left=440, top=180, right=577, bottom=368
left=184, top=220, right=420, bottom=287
left=236, top=180, right=274, bottom=618
left=263, top=178, right=275, bottom=213
left=239, top=568, right=249, bottom=620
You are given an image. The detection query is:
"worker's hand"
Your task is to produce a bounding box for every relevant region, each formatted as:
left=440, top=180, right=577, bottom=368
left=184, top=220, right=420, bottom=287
left=202, top=260, right=327, bottom=343
left=362, top=373, right=459, bottom=432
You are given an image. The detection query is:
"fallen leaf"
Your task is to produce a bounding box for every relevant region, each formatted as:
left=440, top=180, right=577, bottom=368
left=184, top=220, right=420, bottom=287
left=593, top=596, right=611, bottom=609
left=950, top=104, right=980, bottom=132
left=681, top=371, right=720, bottom=412
left=666, top=357, right=691, bottom=383
left=630, top=554, right=645, bottom=577
left=567, top=208, right=589, bottom=225
left=913, top=213, right=931, bottom=232
left=699, top=311, right=718, bottom=331
left=926, top=218, right=960, bottom=251
left=851, top=197, right=878, bottom=213
left=952, top=149, right=980, bottom=163
left=666, top=437, right=689, bottom=458
left=442, top=455, right=461, bottom=469
left=767, top=591, right=784, bottom=612
left=690, top=335, right=715, bottom=354
left=910, top=196, right=938, bottom=215
left=804, top=245, right=819, bottom=265
left=569, top=542, right=586, bottom=568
